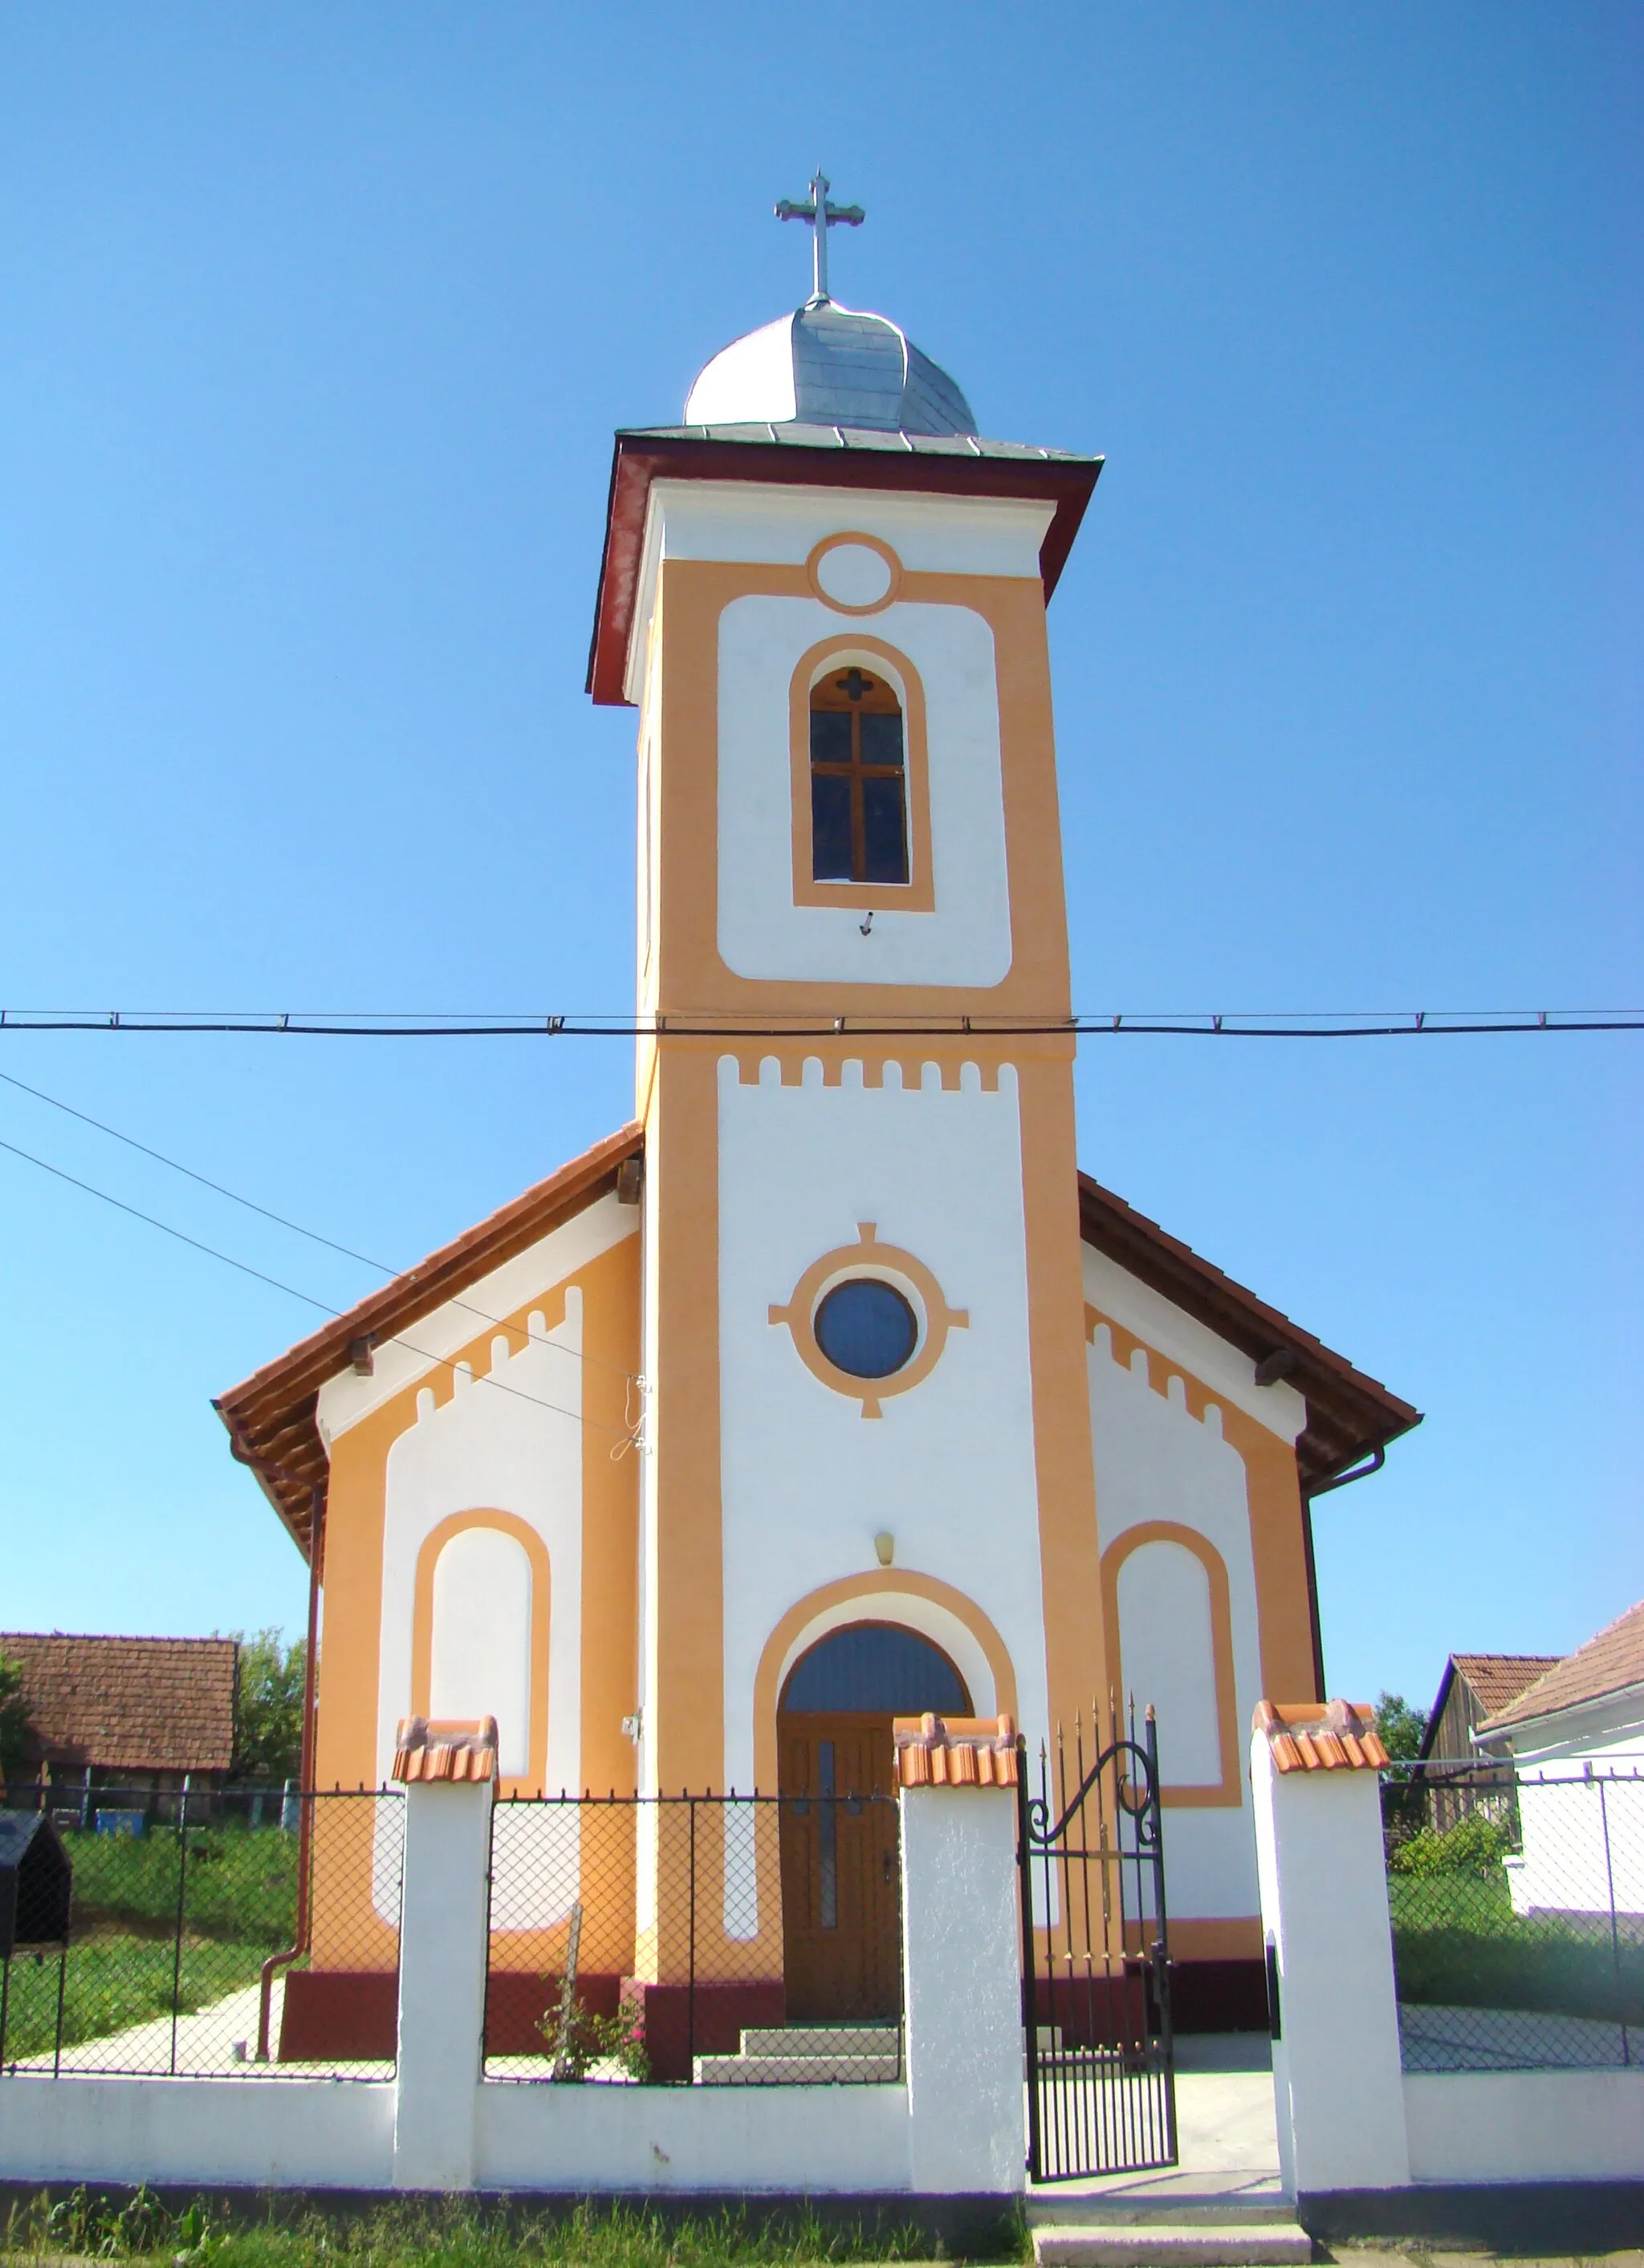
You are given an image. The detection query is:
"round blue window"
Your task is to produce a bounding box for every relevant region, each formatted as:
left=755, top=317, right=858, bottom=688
left=814, top=1278, right=918, bottom=1379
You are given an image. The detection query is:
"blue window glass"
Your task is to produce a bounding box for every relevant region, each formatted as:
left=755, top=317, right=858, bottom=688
left=814, top=1278, right=918, bottom=1379
left=783, top=1624, right=971, bottom=1714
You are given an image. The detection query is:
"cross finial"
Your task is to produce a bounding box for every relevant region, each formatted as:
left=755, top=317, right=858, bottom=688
left=774, top=169, right=865, bottom=306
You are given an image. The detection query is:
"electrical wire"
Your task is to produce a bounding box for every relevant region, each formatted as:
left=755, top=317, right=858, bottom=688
left=0, top=1065, right=638, bottom=1387
left=0, top=1132, right=633, bottom=1443
left=0, top=1008, right=1638, bottom=1038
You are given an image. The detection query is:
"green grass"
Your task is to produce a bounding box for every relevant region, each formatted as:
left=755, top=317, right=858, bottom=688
left=0, top=1827, right=299, bottom=2062
left=0, top=2196, right=980, bottom=2267
left=1390, top=1866, right=1644, bottom=2025
left=58, top=1826, right=298, bottom=1946
left=1, top=1938, right=272, bottom=2063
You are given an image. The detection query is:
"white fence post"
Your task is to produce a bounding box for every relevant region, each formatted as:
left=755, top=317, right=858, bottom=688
left=895, top=1713, right=1025, bottom=2200
left=390, top=1716, right=498, bottom=2193
left=1250, top=1700, right=1410, bottom=2202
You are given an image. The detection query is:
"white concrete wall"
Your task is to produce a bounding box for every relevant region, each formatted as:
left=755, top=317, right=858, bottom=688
left=1508, top=1767, right=1644, bottom=1918
left=0, top=2077, right=396, bottom=2189
left=718, top=1055, right=1050, bottom=1793
left=1085, top=1291, right=1267, bottom=1920
left=716, top=594, right=1010, bottom=989
left=475, top=2082, right=912, bottom=2193
left=901, top=1786, right=1024, bottom=2198
left=1403, top=2068, right=1644, bottom=2185
left=393, top=1778, right=492, bottom=2189
left=1251, top=1734, right=1410, bottom=2198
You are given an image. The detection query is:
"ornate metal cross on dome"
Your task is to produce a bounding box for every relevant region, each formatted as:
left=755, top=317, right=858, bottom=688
left=775, top=170, right=865, bottom=305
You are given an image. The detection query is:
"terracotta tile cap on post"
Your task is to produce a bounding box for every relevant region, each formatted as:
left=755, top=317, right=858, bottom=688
left=892, top=1712, right=1019, bottom=1790
left=1252, top=1699, right=1390, bottom=1774
left=392, top=1715, right=499, bottom=1784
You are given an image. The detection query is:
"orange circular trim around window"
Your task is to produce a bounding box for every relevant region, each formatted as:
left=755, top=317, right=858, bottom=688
left=804, top=531, right=904, bottom=616
left=767, top=1221, right=967, bottom=1419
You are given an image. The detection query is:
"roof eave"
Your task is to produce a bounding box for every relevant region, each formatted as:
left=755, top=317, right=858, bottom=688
left=587, top=429, right=1103, bottom=708
left=1076, top=1171, right=1422, bottom=1494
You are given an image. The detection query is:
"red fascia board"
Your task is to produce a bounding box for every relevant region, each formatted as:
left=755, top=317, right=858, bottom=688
left=586, top=433, right=1103, bottom=708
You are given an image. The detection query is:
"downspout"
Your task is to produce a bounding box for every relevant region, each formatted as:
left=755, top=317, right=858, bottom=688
left=255, top=1484, right=324, bottom=2061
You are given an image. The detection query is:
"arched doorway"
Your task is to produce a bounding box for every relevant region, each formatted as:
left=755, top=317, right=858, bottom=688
left=777, top=1622, right=971, bottom=2021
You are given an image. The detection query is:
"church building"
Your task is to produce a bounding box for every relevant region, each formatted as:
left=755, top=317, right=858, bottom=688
left=218, top=193, right=1418, bottom=2042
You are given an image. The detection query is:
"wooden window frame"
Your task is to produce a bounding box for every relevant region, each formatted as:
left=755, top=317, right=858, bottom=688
left=789, top=636, right=935, bottom=913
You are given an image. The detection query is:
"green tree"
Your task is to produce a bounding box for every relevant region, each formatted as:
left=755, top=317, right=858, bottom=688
left=230, top=1628, right=307, bottom=1784
left=1376, top=1689, right=1430, bottom=1840
left=0, top=1652, right=33, bottom=1782
left=1374, top=1692, right=1430, bottom=1760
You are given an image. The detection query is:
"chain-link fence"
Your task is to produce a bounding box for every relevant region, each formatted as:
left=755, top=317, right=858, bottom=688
left=483, top=1791, right=904, bottom=2085
left=0, top=1786, right=403, bottom=2079
left=1382, top=1758, right=1643, bottom=2071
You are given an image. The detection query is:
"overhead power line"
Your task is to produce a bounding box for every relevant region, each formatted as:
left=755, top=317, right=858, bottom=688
left=0, top=1129, right=634, bottom=1445
left=0, top=1008, right=1639, bottom=1039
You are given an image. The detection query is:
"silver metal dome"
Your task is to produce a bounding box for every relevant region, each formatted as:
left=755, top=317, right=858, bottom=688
left=684, top=299, right=978, bottom=438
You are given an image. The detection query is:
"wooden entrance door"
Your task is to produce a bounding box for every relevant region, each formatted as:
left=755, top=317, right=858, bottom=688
left=777, top=1711, right=901, bottom=2022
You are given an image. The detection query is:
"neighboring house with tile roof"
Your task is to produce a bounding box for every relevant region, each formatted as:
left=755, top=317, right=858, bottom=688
left=1473, top=1601, right=1644, bottom=1922
left=0, top=1633, right=238, bottom=1797
left=1417, top=1652, right=1562, bottom=1831
left=215, top=275, right=1424, bottom=2056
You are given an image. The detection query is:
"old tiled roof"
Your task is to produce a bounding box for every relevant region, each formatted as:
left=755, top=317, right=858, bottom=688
left=391, top=1716, right=498, bottom=1784
left=893, top=1713, right=1019, bottom=1789
left=1453, top=1654, right=1563, bottom=1717
left=0, top=1633, right=238, bottom=1775
left=1253, top=1699, right=1389, bottom=1773
left=1479, top=1600, right=1644, bottom=1735
left=1078, top=1175, right=1422, bottom=1493
left=215, top=1121, right=643, bottom=1562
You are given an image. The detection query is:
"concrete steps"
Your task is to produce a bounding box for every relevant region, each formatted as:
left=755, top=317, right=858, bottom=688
left=692, top=2022, right=902, bottom=2087
left=1032, top=2219, right=1310, bottom=2266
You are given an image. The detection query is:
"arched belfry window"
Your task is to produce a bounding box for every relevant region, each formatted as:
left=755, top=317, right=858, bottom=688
left=809, top=665, right=909, bottom=886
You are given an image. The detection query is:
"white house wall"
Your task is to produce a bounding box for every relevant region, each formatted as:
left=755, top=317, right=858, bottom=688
left=1085, top=1306, right=1265, bottom=1921
left=717, top=1054, right=1050, bottom=1791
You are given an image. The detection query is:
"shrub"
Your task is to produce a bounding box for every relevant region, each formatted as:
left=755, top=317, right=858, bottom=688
left=1390, top=1810, right=1512, bottom=1876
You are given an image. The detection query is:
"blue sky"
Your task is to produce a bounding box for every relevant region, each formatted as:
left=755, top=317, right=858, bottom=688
left=0, top=4, right=1638, bottom=1720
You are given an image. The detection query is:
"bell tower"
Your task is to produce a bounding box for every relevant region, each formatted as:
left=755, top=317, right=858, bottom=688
left=588, top=206, right=1109, bottom=1816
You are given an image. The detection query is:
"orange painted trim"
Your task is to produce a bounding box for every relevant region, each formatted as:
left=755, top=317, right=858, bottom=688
left=787, top=634, right=934, bottom=913
left=1169, top=1916, right=1264, bottom=1961
left=804, top=531, right=905, bottom=616
left=410, top=1510, right=553, bottom=1798
left=767, top=1221, right=967, bottom=1419
left=1084, top=1302, right=1319, bottom=1738
left=1100, top=1519, right=1241, bottom=1810
left=751, top=1571, right=1019, bottom=1795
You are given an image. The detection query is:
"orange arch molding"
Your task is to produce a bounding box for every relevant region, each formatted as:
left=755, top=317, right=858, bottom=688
left=1100, top=1521, right=1239, bottom=1810
left=410, top=1509, right=552, bottom=1796
left=751, top=1569, right=1019, bottom=1794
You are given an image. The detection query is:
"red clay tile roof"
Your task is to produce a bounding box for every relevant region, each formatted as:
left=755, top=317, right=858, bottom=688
left=0, top=1633, right=238, bottom=1776
left=1253, top=1699, right=1389, bottom=1773
left=893, top=1713, right=1019, bottom=1789
left=1078, top=1175, right=1422, bottom=1493
left=215, top=1121, right=644, bottom=1562
left=1451, top=1654, right=1564, bottom=1717
left=391, top=1716, right=498, bottom=1784
left=1479, top=1600, right=1644, bottom=1735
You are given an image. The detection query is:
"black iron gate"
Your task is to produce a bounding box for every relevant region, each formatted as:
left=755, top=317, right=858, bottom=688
left=1017, top=1705, right=1177, bottom=2181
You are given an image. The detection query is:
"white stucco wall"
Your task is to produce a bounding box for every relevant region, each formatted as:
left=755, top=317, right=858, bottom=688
left=1402, top=2067, right=1644, bottom=2184
left=0, top=2077, right=395, bottom=2189
left=1085, top=1308, right=1264, bottom=1920
left=718, top=1055, right=1049, bottom=1794
left=716, top=594, right=1011, bottom=989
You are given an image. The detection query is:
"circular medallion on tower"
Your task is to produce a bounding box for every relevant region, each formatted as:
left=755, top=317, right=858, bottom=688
left=767, top=1222, right=968, bottom=1420
left=807, top=532, right=902, bottom=616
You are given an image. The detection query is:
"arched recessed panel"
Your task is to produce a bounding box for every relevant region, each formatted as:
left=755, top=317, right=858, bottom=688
left=781, top=1620, right=971, bottom=1715
left=430, top=1526, right=532, bottom=1777
left=1115, top=1541, right=1222, bottom=1787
